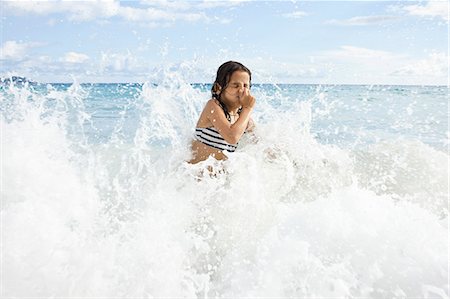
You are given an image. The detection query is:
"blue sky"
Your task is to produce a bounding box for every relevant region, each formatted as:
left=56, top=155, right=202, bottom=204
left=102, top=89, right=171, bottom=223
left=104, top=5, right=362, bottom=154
left=1, top=0, right=448, bottom=85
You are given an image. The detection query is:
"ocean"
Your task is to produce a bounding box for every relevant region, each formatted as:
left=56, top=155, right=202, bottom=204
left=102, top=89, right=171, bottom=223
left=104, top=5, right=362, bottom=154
left=1, top=69, right=448, bottom=297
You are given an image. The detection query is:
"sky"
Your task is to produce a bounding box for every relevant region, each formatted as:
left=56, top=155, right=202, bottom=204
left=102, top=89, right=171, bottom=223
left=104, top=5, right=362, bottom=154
left=0, top=0, right=448, bottom=85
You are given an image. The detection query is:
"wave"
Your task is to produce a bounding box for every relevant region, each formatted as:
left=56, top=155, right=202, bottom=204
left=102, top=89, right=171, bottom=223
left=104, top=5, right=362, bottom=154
left=1, top=67, right=448, bottom=297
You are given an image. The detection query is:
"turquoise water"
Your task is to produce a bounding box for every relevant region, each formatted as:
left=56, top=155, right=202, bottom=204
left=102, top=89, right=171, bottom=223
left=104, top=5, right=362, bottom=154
left=1, top=74, right=448, bottom=297
left=4, top=82, right=447, bottom=149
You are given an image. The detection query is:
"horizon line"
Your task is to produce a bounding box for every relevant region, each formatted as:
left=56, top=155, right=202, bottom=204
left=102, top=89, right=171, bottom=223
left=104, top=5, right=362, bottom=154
left=0, top=77, right=448, bottom=87
left=27, top=82, right=450, bottom=87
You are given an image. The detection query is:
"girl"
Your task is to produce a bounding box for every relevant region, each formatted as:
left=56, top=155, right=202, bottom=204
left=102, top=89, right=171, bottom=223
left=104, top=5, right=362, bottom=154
left=189, top=61, right=256, bottom=164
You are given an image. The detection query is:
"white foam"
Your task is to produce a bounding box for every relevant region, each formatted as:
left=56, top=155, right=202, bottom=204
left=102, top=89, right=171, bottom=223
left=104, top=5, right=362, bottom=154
left=1, top=69, right=448, bottom=297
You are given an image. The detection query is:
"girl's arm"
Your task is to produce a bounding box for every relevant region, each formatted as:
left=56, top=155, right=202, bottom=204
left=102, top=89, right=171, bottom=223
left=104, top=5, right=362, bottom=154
left=205, top=100, right=253, bottom=144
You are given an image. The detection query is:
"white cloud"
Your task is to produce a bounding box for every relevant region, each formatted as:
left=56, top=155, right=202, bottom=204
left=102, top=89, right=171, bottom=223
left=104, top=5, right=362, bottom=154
left=390, top=52, right=449, bottom=77
left=282, top=11, right=308, bottom=19
left=275, top=66, right=324, bottom=79
left=139, top=0, right=244, bottom=10
left=118, top=6, right=172, bottom=22
left=62, top=52, right=90, bottom=64
left=89, top=48, right=445, bottom=85
left=191, top=1, right=246, bottom=10
left=401, top=1, right=449, bottom=22
left=100, top=51, right=142, bottom=73
left=329, top=1, right=449, bottom=26
left=4, top=1, right=120, bottom=21
left=3, top=0, right=238, bottom=25
left=311, top=45, right=447, bottom=85
left=0, top=40, right=43, bottom=61
left=326, top=15, right=400, bottom=26
left=322, top=45, right=399, bottom=61
left=117, top=6, right=206, bottom=23
left=139, top=0, right=192, bottom=11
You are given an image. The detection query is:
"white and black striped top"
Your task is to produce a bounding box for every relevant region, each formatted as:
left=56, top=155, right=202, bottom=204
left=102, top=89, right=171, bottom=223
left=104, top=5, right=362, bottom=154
left=195, top=127, right=238, bottom=152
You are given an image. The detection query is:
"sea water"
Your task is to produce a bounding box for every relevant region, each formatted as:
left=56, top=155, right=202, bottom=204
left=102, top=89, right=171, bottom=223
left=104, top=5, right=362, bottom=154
left=1, top=67, right=448, bottom=298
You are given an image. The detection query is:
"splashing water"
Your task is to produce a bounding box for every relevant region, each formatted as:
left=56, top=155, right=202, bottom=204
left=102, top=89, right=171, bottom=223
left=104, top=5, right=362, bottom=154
left=1, top=67, right=448, bottom=297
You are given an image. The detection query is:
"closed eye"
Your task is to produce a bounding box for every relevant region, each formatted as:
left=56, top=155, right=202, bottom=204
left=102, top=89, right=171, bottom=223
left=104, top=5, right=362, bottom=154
left=231, top=83, right=250, bottom=88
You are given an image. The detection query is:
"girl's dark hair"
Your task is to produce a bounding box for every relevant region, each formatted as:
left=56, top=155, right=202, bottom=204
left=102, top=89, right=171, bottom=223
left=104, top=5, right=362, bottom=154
left=211, top=61, right=252, bottom=122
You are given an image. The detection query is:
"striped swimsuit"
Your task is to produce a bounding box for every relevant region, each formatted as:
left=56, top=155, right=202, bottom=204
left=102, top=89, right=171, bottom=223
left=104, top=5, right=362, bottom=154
left=194, top=127, right=238, bottom=152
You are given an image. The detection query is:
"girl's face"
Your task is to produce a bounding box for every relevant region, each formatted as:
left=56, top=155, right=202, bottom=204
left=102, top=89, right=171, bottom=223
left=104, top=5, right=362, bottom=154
left=221, top=70, right=250, bottom=106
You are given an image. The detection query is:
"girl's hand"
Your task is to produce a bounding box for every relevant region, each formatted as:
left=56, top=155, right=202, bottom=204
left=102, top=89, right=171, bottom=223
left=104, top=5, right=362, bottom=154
left=239, top=88, right=255, bottom=109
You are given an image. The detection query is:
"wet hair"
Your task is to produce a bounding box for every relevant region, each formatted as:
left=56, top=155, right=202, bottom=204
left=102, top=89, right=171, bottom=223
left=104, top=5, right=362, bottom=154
left=211, top=61, right=252, bottom=122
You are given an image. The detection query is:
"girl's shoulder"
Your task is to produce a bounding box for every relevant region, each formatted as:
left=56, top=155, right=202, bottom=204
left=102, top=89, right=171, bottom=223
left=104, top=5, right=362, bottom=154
left=206, top=98, right=221, bottom=107
left=197, top=99, right=217, bottom=127
left=202, top=99, right=224, bottom=114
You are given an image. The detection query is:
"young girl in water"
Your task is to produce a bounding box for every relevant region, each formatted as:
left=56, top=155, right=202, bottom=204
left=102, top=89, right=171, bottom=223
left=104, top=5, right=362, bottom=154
left=189, top=61, right=256, bottom=164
